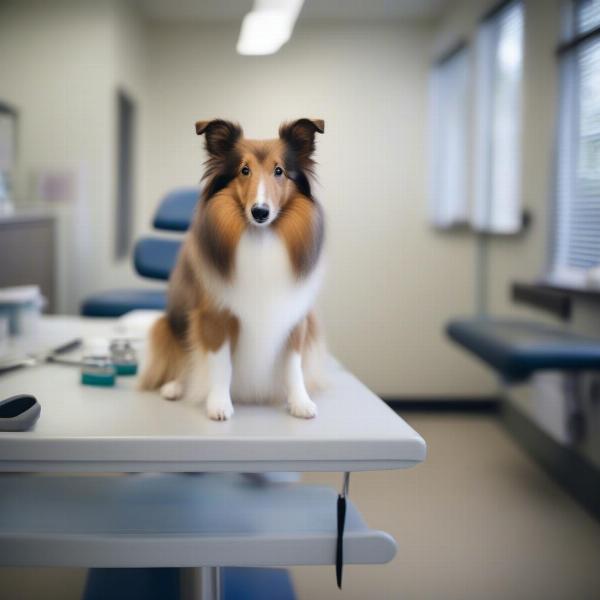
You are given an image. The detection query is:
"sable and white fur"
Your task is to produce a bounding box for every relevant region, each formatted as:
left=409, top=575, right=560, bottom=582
left=139, top=118, right=327, bottom=420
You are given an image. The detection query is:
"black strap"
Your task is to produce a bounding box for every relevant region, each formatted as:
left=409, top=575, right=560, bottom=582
left=336, top=493, right=347, bottom=589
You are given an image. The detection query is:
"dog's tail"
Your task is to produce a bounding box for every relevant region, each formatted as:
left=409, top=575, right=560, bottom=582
left=138, top=315, right=186, bottom=390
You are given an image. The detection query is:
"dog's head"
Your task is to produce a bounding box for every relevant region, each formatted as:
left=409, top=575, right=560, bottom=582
left=195, top=118, right=324, bottom=227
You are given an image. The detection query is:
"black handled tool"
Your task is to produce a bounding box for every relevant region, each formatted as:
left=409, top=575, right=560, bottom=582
left=0, top=338, right=83, bottom=375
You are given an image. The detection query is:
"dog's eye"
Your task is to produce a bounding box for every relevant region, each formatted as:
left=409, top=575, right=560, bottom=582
left=274, top=166, right=283, bottom=177
left=241, top=165, right=250, bottom=176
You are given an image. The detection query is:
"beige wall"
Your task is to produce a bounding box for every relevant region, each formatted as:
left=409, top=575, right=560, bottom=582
left=0, top=0, right=113, bottom=313
left=143, top=19, right=495, bottom=397
left=1, top=3, right=499, bottom=397
left=0, top=0, right=151, bottom=314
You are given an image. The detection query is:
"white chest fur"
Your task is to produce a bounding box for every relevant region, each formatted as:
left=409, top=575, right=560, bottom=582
left=219, top=230, right=323, bottom=402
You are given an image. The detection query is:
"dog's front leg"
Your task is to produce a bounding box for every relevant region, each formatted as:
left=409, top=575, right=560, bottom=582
left=286, top=351, right=317, bottom=418
left=191, top=309, right=235, bottom=421
left=286, top=319, right=317, bottom=419
left=205, top=341, right=234, bottom=421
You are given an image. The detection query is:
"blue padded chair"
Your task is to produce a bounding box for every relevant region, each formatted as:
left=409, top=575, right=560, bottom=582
left=133, top=238, right=182, bottom=281
left=81, top=188, right=199, bottom=317
left=153, top=187, right=199, bottom=231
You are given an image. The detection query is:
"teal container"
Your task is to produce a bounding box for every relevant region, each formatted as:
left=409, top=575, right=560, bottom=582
left=80, top=351, right=116, bottom=387
left=81, top=369, right=116, bottom=386
left=115, top=363, right=138, bottom=376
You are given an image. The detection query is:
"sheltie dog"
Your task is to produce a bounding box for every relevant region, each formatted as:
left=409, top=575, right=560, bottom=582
left=139, top=118, right=326, bottom=421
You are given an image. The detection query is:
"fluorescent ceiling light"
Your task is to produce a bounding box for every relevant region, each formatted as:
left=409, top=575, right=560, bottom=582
left=237, top=0, right=304, bottom=56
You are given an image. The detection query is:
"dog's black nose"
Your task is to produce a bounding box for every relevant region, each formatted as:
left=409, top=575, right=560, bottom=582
left=251, top=204, right=270, bottom=223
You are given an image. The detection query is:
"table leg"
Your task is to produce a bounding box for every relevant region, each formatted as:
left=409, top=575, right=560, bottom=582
left=180, top=566, right=220, bottom=600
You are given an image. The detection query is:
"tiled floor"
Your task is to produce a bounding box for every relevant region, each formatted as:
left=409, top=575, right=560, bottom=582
left=1, top=413, right=599, bottom=599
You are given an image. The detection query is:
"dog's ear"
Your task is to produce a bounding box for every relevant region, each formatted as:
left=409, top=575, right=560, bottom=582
left=279, top=118, right=325, bottom=163
left=195, top=119, right=242, bottom=157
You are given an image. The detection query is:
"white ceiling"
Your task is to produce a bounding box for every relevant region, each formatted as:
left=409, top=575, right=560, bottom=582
left=137, top=0, right=449, bottom=23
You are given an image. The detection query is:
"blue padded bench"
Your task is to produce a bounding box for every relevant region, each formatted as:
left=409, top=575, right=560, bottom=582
left=447, top=318, right=600, bottom=382
left=153, top=187, right=199, bottom=232
left=81, top=288, right=167, bottom=318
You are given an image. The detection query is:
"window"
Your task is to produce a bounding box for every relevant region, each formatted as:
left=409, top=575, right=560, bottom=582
left=429, top=44, right=470, bottom=229
left=473, top=0, right=525, bottom=234
left=550, top=0, right=600, bottom=287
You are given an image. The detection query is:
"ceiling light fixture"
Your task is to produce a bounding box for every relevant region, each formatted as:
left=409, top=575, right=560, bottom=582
left=237, top=0, right=304, bottom=56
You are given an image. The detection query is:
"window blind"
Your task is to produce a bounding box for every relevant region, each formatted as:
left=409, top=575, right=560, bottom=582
left=429, top=45, right=470, bottom=229
left=550, top=0, right=600, bottom=286
left=472, top=0, right=524, bottom=234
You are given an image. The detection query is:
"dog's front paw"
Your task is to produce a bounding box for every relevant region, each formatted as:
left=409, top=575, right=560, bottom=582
left=288, top=390, right=318, bottom=419
left=160, top=380, right=183, bottom=401
left=206, top=391, right=234, bottom=421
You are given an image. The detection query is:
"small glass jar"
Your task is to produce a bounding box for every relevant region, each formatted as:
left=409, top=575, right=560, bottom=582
left=110, top=339, right=138, bottom=376
left=81, top=339, right=116, bottom=387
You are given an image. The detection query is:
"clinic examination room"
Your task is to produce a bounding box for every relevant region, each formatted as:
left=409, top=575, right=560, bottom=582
left=2, top=0, right=600, bottom=598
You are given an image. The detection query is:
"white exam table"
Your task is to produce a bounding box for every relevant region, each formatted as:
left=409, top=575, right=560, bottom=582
left=0, top=317, right=426, bottom=599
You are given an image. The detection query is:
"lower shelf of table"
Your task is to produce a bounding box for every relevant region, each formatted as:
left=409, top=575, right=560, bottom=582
left=0, top=473, right=396, bottom=568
